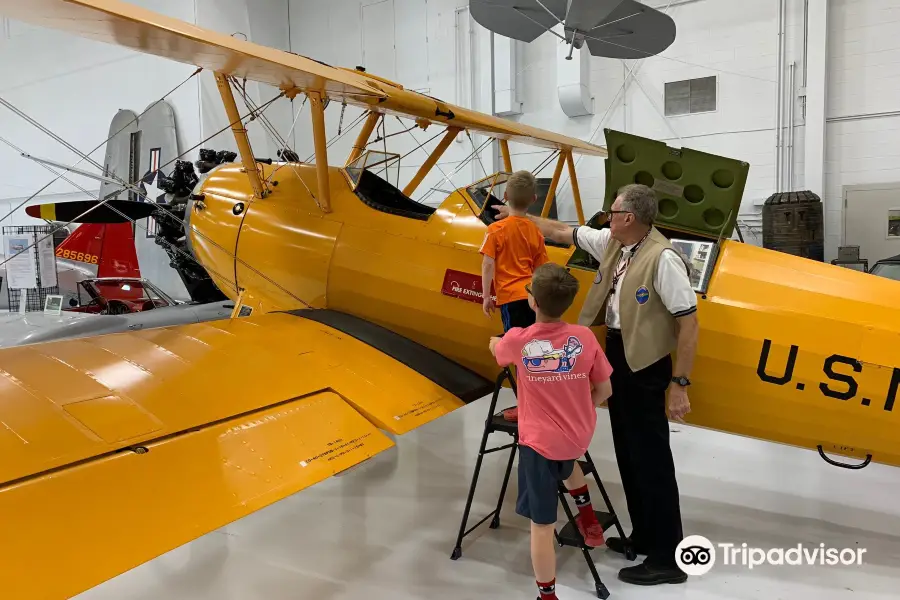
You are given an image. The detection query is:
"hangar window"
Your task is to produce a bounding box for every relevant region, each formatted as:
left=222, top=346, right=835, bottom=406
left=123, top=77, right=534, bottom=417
left=664, top=76, right=717, bottom=116
left=345, top=150, right=436, bottom=221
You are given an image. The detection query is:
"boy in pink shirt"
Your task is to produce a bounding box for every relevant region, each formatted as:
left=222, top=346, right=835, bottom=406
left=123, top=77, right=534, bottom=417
left=490, top=263, right=613, bottom=600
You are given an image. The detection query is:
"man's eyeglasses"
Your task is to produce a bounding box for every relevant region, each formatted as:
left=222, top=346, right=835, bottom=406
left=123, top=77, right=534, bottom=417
left=606, top=209, right=631, bottom=220
left=525, top=284, right=532, bottom=296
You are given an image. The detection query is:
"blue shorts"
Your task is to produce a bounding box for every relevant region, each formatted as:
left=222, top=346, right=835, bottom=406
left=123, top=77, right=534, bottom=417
left=516, top=445, right=575, bottom=525
left=500, top=299, right=535, bottom=332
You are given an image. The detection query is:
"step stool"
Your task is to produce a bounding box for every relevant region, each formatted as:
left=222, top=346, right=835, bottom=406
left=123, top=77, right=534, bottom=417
left=450, top=367, right=636, bottom=599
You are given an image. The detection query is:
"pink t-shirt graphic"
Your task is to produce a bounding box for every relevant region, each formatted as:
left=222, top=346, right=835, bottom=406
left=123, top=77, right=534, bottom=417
left=494, top=322, right=613, bottom=460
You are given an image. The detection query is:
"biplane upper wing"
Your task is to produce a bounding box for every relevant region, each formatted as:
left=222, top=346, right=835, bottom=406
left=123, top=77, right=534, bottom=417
left=0, top=311, right=492, bottom=599
left=0, top=0, right=606, bottom=155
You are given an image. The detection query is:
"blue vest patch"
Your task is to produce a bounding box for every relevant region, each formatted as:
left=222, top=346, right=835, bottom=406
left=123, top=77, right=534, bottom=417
left=635, top=286, right=650, bottom=305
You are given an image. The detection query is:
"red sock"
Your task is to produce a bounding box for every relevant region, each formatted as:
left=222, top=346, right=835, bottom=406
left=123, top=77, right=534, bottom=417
left=569, top=485, right=598, bottom=525
left=537, top=578, right=557, bottom=600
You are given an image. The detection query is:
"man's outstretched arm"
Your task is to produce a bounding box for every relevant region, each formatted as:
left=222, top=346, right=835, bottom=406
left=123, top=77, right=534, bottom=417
left=492, top=204, right=573, bottom=245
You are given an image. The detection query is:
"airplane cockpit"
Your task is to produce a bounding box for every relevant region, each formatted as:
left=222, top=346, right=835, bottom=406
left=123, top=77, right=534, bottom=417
left=344, top=150, right=437, bottom=221
left=465, top=171, right=572, bottom=248
left=466, top=172, right=509, bottom=227
left=342, top=132, right=725, bottom=297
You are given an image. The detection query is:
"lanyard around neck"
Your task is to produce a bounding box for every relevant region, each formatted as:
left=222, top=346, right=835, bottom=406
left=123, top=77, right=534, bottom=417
left=610, top=229, right=651, bottom=291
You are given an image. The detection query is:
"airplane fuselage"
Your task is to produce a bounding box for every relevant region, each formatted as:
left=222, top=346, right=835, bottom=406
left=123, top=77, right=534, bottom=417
left=190, top=162, right=900, bottom=469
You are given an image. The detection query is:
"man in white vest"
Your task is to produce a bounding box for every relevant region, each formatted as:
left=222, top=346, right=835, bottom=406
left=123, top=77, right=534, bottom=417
left=493, top=183, right=698, bottom=585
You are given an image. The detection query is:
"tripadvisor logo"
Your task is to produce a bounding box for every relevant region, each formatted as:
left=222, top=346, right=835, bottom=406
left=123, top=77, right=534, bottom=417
left=675, top=535, right=867, bottom=576
left=676, top=535, right=716, bottom=575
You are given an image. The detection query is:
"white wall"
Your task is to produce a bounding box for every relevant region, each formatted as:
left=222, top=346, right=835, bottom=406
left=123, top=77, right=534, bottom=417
left=196, top=0, right=294, bottom=160
left=283, top=0, right=813, bottom=235
left=826, top=0, right=900, bottom=261
left=506, top=0, right=811, bottom=238
left=0, top=0, right=297, bottom=299
left=0, top=0, right=297, bottom=220
left=0, top=0, right=813, bottom=233
left=8, top=0, right=900, bottom=263
left=0, top=0, right=201, bottom=213
left=288, top=0, right=494, bottom=204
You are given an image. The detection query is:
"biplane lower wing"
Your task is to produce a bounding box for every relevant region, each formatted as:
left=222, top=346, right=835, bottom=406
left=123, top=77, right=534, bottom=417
left=0, top=312, right=490, bottom=599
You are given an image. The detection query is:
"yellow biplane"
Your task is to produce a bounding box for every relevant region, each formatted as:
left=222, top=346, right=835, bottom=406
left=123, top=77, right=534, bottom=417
left=2, top=1, right=900, bottom=598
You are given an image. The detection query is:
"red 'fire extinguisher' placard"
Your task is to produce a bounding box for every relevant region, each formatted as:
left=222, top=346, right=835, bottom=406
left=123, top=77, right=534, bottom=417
left=440, top=269, right=496, bottom=304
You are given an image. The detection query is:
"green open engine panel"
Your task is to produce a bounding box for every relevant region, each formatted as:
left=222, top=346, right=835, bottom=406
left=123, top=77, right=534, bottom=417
left=566, top=130, right=750, bottom=295
left=603, top=129, right=749, bottom=241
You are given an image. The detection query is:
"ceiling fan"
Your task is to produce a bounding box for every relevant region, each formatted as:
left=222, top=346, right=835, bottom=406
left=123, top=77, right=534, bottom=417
left=470, top=0, right=676, bottom=60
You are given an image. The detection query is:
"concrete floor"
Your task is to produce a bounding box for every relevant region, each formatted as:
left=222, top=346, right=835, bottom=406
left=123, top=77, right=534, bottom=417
left=76, top=388, right=900, bottom=600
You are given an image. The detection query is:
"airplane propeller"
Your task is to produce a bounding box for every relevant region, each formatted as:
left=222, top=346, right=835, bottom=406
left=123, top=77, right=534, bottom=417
left=25, top=199, right=158, bottom=224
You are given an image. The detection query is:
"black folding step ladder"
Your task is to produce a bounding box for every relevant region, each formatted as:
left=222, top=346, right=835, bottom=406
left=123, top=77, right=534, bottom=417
left=450, top=367, right=636, bottom=599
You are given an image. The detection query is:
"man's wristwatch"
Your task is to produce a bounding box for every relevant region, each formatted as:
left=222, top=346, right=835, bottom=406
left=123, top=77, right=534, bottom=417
left=671, top=376, right=691, bottom=387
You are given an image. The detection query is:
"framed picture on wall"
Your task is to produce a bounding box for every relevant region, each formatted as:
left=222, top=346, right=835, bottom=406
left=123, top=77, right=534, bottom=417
left=888, top=209, right=900, bottom=238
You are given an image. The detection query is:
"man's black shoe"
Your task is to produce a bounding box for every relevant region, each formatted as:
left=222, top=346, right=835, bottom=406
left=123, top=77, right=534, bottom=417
left=604, top=536, right=647, bottom=557
left=617, top=563, right=687, bottom=585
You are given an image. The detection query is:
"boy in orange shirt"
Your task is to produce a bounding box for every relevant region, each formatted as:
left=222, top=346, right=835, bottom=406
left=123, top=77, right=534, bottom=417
left=480, top=170, right=549, bottom=420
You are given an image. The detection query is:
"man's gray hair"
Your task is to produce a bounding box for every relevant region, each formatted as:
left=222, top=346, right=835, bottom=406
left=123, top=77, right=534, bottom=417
left=617, top=183, right=658, bottom=225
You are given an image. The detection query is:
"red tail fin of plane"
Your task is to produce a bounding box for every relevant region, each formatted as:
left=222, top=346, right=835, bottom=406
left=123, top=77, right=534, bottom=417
left=55, top=223, right=141, bottom=279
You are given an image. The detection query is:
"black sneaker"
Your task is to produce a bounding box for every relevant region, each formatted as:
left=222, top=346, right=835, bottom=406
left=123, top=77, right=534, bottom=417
left=618, top=562, right=687, bottom=585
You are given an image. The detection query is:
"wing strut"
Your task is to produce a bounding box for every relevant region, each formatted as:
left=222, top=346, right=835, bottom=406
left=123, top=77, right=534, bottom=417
left=566, top=151, right=586, bottom=225
left=346, top=111, right=381, bottom=166
left=541, top=152, right=568, bottom=218
left=500, top=140, right=513, bottom=172
left=309, top=91, right=332, bottom=213
left=215, top=72, right=267, bottom=199
left=402, top=127, right=461, bottom=197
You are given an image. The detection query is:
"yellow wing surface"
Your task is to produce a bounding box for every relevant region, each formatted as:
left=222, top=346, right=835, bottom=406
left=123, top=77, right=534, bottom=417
left=0, top=310, right=491, bottom=599
left=0, top=0, right=606, bottom=156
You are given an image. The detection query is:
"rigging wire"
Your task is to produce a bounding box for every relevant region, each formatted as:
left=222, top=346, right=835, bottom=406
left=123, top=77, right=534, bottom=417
left=0, top=87, right=283, bottom=210
left=237, top=78, right=290, bottom=150
left=303, top=109, right=369, bottom=164
left=263, top=95, right=308, bottom=184
left=0, top=67, right=203, bottom=226
left=227, top=76, right=322, bottom=207
left=532, top=150, right=559, bottom=176
left=398, top=125, right=445, bottom=162
left=467, top=131, right=490, bottom=180
left=29, top=154, right=240, bottom=292
left=395, top=117, right=457, bottom=202
left=284, top=96, right=308, bottom=149
left=0, top=116, right=313, bottom=309
left=0, top=91, right=287, bottom=278
left=418, top=137, right=492, bottom=205
left=368, top=121, right=418, bottom=146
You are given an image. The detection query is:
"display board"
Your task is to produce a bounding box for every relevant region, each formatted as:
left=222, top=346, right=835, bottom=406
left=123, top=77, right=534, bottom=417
left=3, top=225, right=61, bottom=311
left=671, top=239, right=717, bottom=293
left=3, top=235, right=37, bottom=289
left=37, top=233, right=58, bottom=288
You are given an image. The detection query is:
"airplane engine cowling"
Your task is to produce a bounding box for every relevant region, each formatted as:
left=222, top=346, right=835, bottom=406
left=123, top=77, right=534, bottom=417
left=188, top=165, right=247, bottom=303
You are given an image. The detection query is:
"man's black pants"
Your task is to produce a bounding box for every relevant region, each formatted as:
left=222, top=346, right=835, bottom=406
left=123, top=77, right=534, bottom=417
left=605, top=330, right=683, bottom=567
